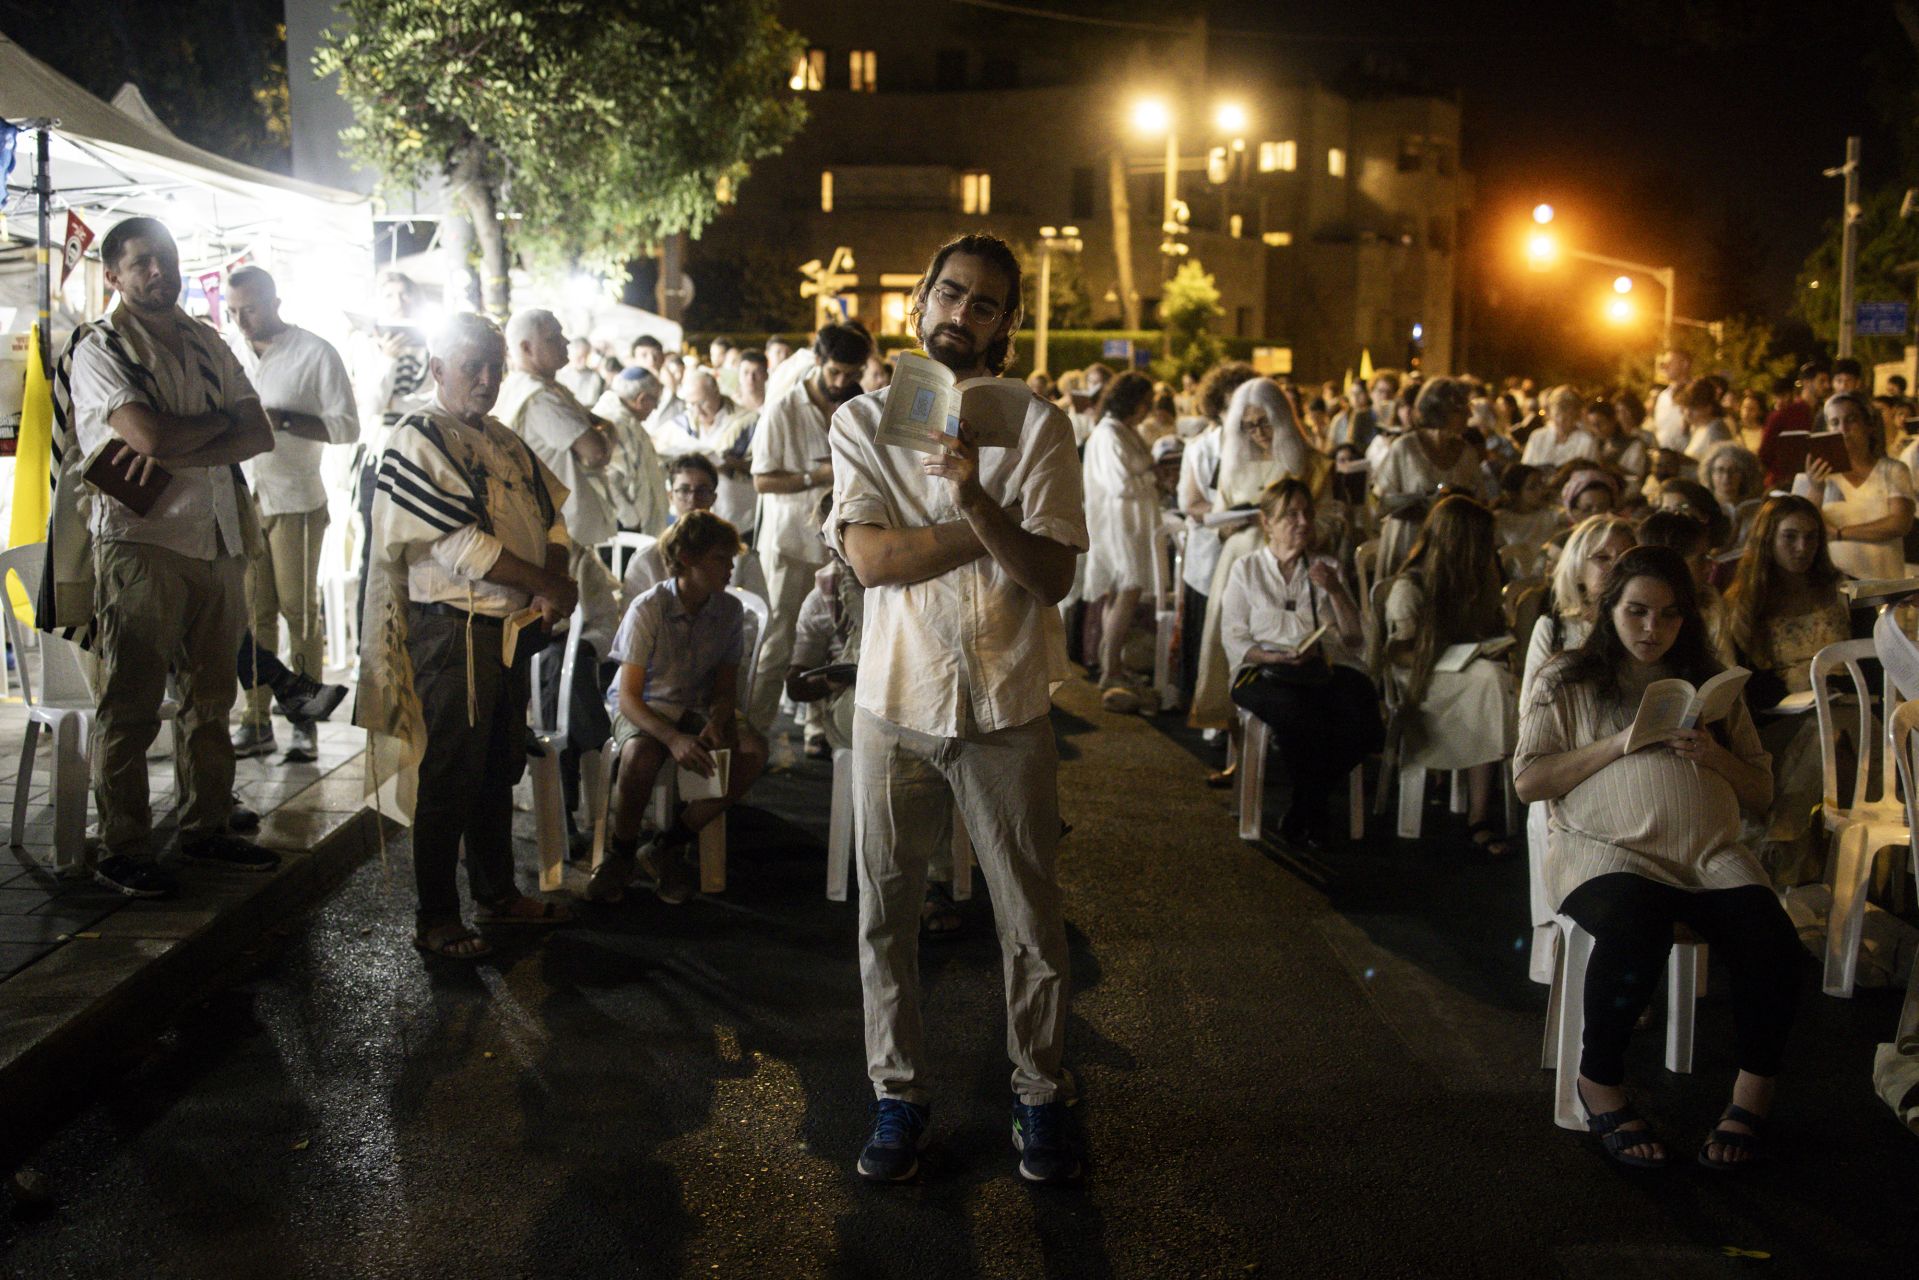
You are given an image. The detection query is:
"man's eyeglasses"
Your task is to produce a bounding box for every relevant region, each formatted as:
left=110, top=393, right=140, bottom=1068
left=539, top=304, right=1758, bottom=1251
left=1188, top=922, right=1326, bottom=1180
left=929, top=281, right=1005, bottom=326
left=672, top=485, right=717, bottom=500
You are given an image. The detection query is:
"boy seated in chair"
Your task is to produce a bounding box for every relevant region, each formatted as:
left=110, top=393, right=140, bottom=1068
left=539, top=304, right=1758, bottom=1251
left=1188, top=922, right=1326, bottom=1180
left=589, top=510, right=766, bottom=904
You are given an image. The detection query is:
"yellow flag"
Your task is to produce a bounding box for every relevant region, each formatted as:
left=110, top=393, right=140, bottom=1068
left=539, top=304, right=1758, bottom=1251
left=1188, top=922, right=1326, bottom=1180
left=1341, top=368, right=1354, bottom=396
left=1358, top=347, right=1375, bottom=382
left=6, top=324, right=52, bottom=623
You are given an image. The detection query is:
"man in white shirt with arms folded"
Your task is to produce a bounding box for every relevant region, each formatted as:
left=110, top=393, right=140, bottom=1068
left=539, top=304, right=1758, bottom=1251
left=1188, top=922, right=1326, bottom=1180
left=747, top=321, right=871, bottom=733
left=831, top=234, right=1087, bottom=1185
left=224, top=266, right=359, bottom=763
left=66, top=217, right=281, bottom=897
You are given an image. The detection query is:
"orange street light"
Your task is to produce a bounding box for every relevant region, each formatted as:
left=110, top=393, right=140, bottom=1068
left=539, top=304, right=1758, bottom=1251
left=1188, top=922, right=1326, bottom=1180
left=1526, top=230, right=1560, bottom=268
left=1533, top=203, right=1555, bottom=225
left=1605, top=296, right=1636, bottom=324
left=1613, top=275, right=1633, bottom=294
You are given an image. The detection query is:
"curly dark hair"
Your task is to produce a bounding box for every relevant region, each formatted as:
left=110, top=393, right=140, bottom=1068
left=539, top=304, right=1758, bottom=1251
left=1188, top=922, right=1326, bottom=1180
left=1197, top=361, right=1259, bottom=420
left=908, top=233, right=1023, bottom=375
left=1542, top=545, right=1719, bottom=710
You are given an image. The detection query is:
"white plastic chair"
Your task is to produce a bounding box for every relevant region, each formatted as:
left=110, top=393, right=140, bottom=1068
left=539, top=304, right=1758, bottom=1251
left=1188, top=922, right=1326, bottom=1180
left=1542, top=913, right=1704, bottom=1131
left=1887, top=699, right=1919, bottom=1045
left=826, top=746, right=976, bottom=901
left=587, top=586, right=766, bottom=896
left=1149, top=524, right=1184, bottom=712
left=317, top=517, right=358, bottom=673
left=527, top=605, right=603, bottom=893
left=604, top=531, right=658, bottom=594
left=1235, top=707, right=1364, bottom=843
left=1810, top=638, right=1909, bottom=997
left=1, top=544, right=177, bottom=875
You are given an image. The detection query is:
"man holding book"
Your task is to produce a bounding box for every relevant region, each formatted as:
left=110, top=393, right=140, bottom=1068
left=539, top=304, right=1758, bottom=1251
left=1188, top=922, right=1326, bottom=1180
left=829, top=233, right=1088, bottom=1184
left=65, top=216, right=281, bottom=897
left=746, top=322, right=872, bottom=733
left=358, top=312, right=578, bottom=960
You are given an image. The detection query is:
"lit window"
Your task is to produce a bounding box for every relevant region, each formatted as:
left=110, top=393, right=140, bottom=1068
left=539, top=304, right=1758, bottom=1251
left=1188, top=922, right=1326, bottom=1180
left=849, top=50, right=876, bottom=92
left=1261, top=231, right=1293, bottom=247
left=820, top=170, right=833, bottom=212
left=1257, top=140, right=1297, bottom=173
left=1229, top=214, right=1244, bottom=238
left=962, top=171, right=992, bottom=215
left=880, top=291, right=909, bottom=335
left=1327, top=147, right=1346, bottom=177
left=789, top=48, right=824, bottom=91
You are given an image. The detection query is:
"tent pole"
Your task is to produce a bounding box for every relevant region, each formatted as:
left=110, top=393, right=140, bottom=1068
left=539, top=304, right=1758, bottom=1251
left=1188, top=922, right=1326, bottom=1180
left=34, top=123, right=53, bottom=377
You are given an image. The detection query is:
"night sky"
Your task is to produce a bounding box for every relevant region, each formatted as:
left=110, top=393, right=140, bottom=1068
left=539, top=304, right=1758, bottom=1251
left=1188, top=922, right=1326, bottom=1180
left=1203, top=0, right=1912, bottom=367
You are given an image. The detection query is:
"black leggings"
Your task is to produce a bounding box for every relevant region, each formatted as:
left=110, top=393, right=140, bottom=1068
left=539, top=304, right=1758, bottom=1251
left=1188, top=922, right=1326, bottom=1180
left=1560, top=873, right=1801, bottom=1086
left=1229, top=663, right=1383, bottom=824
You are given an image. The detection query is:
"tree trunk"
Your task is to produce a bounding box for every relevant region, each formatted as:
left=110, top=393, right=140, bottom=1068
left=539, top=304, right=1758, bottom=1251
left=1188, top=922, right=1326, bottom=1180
left=1107, top=148, right=1139, bottom=330
left=449, top=141, right=511, bottom=318
left=441, top=210, right=478, bottom=314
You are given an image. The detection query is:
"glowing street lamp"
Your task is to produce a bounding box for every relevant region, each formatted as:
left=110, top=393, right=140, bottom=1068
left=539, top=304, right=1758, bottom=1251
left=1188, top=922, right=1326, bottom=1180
left=1525, top=230, right=1560, bottom=268
left=1215, top=102, right=1248, bottom=134
left=1613, top=275, right=1633, bottom=294
left=1130, top=98, right=1172, bottom=136
left=1533, top=203, right=1556, bottom=225
left=1605, top=296, right=1636, bottom=325
left=1523, top=202, right=1677, bottom=348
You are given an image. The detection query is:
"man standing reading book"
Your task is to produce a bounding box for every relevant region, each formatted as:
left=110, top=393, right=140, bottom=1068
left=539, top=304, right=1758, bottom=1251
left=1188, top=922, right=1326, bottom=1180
left=828, top=233, right=1089, bottom=1184
left=67, top=216, right=281, bottom=897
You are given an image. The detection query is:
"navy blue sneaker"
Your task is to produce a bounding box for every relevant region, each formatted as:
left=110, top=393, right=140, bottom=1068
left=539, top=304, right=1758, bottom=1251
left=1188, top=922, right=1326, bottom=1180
left=857, top=1099, right=930, bottom=1182
left=1011, top=1100, right=1081, bottom=1184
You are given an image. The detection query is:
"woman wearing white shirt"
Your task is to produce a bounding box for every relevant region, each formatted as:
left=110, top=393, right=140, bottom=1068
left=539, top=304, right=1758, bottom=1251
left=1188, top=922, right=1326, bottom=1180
left=1519, top=385, right=1600, bottom=469
left=1081, top=371, right=1162, bottom=712
left=1221, top=478, right=1376, bottom=847
left=1791, top=391, right=1916, bottom=581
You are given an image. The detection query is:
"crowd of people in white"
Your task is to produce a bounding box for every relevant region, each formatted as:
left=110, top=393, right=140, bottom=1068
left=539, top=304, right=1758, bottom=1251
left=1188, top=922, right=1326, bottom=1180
left=43, top=216, right=1919, bottom=1182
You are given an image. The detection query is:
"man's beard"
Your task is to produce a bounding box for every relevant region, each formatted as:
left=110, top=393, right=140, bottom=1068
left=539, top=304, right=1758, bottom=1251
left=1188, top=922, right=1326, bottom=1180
left=825, top=377, right=863, bottom=404
left=920, top=320, right=979, bottom=371
left=123, top=274, right=182, bottom=313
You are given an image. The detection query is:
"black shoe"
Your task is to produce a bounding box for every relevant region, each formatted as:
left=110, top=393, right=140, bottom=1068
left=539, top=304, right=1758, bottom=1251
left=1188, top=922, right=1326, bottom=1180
left=178, top=832, right=281, bottom=873
left=91, top=853, right=178, bottom=899
left=1011, top=1099, right=1082, bottom=1184
left=857, top=1099, right=931, bottom=1182
left=228, top=804, right=262, bottom=833
left=273, top=675, right=348, bottom=724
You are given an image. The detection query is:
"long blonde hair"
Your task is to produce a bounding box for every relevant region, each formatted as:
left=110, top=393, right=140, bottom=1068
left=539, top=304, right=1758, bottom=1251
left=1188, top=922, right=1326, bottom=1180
left=1551, top=515, right=1636, bottom=621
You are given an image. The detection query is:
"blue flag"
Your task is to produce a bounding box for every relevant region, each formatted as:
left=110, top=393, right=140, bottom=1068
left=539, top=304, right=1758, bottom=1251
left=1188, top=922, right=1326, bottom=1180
left=0, top=120, right=18, bottom=185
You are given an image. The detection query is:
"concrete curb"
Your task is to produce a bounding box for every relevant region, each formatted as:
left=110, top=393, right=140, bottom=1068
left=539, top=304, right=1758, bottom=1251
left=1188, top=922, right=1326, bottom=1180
left=0, top=799, right=383, bottom=1166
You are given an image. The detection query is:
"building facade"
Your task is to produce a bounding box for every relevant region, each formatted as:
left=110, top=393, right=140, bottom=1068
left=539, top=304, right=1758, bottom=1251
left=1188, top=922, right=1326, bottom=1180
left=692, top=1, right=1471, bottom=380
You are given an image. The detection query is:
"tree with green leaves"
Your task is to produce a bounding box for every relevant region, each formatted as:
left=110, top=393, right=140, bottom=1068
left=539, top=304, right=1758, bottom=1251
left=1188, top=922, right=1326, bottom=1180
left=1013, top=240, right=1092, bottom=331
left=316, top=0, right=806, bottom=315
left=1615, top=315, right=1796, bottom=393
left=1794, top=183, right=1919, bottom=369
left=1151, top=260, right=1224, bottom=383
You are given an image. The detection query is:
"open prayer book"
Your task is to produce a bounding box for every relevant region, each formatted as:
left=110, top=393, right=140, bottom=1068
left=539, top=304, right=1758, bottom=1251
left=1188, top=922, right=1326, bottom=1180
left=1256, top=624, right=1328, bottom=661
left=1202, top=505, right=1261, bottom=529
left=1433, top=634, right=1516, bottom=673
left=677, top=748, right=732, bottom=801
left=876, top=351, right=1030, bottom=455
left=1623, top=667, right=1750, bottom=753
left=501, top=605, right=545, bottom=667
left=1841, top=576, right=1919, bottom=604
left=1773, top=429, right=1850, bottom=475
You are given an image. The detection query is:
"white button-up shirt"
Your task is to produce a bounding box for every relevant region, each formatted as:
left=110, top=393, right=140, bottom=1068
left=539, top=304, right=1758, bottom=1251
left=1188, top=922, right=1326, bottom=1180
left=1219, top=546, right=1360, bottom=672
left=227, top=324, right=358, bottom=517
left=750, top=379, right=832, bottom=565
left=499, top=371, right=617, bottom=546
left=651, top=398, right=756, bottom=533
left=828, top=386, right=1087, bottom=738
left=68, top=305, right=259, bottom=560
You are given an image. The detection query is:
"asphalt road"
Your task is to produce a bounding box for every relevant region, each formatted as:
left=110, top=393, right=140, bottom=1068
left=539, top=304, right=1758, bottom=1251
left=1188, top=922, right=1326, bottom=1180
left=4, top=678, right=1918, bottom=1279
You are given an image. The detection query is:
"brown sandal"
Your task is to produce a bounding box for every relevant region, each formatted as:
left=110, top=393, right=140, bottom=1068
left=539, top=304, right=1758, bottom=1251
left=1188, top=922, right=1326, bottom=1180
left=413, top=923, right=492, bottom=961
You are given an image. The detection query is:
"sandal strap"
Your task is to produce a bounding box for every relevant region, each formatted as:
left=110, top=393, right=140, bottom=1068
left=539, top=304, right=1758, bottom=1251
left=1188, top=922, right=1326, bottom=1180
left=1722, top=1104, right=1768, bottom=1132
left=1706, top=1126, right=1760, bottom=1151
left=1584, top=1105, right=1646, bottom=1138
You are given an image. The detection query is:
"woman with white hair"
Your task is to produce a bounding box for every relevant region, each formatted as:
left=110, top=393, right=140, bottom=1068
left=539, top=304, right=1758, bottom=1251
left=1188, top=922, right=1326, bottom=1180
left=1191, top=379, right=1324, bottom=770
left=1520, top=385, right=1600, bottom=468
left=1518, top=514, right=1636, bottom=980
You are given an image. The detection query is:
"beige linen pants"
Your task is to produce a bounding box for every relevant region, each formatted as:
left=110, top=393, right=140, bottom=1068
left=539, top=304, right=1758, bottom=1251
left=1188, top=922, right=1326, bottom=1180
left=853, top=707, right=1072, bottom=1105
left=244, top=503, right=328, bottom=725
left=92, top=541, right=246, bottom=855
left=747, top=547, right=823, bottom=733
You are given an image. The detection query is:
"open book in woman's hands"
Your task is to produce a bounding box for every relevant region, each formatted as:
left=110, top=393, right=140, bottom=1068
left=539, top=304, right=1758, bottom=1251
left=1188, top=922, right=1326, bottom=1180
left=875, top=351, right=1033, bottom=455
left=1623, top=667, right=1750, bottom=753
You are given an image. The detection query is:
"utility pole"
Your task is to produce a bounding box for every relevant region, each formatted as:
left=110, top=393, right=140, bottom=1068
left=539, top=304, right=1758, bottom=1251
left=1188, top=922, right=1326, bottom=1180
left=30, top=120, right=55, bottom=377
left=1107, top=149, right=1139, bottom=330
left=1831, top=136, right=1862, bottom=357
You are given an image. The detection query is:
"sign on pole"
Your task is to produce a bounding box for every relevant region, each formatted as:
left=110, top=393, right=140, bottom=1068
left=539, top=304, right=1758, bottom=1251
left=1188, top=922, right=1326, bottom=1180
left=1856, top=301, right=1908, bottom=338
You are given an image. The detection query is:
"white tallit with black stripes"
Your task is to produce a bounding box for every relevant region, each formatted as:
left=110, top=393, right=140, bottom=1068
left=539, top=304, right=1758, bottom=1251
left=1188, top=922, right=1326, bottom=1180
left=354, top=400, right=564, bottom=823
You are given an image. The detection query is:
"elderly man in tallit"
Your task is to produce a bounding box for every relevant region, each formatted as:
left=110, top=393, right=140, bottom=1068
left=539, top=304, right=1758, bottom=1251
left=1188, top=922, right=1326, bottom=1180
left=358, top=313, right=579, bottom=961
left=1188, top=379, right=1331, bottom=781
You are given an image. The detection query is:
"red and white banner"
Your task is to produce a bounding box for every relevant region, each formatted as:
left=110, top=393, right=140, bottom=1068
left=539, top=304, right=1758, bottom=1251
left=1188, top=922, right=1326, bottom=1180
left=199, top=271, right=225, bottom=330
left=59, top=210, right=93, bottom=287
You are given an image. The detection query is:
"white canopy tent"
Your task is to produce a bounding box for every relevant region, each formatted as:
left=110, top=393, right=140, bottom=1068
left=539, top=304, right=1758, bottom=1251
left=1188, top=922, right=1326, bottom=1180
left=0, top=29, right=373, bottom=351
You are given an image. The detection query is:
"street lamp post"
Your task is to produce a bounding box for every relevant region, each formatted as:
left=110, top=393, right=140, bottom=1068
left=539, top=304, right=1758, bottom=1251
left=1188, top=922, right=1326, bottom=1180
left=1131, top=96, right=1241, bottom=277
left=1526, top=210, right=1678, bottom=351
left=1035, top=225, right=1083, bottom=375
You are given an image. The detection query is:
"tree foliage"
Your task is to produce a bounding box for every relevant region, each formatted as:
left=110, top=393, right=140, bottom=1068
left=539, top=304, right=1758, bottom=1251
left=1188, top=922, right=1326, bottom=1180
left=1151, top=260, right=1225, bottom=382
left=1793, top=183, right=1919, bottom=370
left=1013, top=240, right=1092, bottom=330
left=316, top=0, right=806, bottom=309
left=1613, top=314, right=1795, bottom=392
